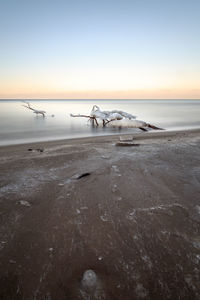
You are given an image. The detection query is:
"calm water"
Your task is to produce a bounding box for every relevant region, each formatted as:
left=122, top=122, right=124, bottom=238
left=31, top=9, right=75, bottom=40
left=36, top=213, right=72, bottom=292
left=0, top=100, right=199, bottom=146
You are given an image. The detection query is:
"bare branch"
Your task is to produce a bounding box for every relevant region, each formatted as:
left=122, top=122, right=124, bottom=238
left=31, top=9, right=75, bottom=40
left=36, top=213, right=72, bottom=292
left=22, top=101, right=46, bottom=117
left=70, top=114, right=91, bottom=118
left=22, top=104, right=35, bottom=111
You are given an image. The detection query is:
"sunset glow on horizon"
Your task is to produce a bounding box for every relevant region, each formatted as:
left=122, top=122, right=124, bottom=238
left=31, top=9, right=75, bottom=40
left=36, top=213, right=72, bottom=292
left=0, top=0, right=200, bottom=99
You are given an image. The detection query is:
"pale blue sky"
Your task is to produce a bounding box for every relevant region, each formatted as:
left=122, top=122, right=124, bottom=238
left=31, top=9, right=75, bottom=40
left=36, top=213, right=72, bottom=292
left=0, top=0, right=200, bottom=98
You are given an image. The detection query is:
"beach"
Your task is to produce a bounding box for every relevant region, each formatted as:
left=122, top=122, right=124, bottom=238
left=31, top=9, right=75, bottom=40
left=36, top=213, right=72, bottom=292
left=0, top=129, right=200, bottom=299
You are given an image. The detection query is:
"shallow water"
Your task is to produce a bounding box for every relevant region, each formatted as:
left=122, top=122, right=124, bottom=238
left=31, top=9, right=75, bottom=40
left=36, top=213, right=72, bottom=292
left=0, top=99, right=199, bottom=146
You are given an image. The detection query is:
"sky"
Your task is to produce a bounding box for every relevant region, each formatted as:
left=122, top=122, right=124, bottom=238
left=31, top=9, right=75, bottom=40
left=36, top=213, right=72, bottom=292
left=0, top=0, right=200, bottom=99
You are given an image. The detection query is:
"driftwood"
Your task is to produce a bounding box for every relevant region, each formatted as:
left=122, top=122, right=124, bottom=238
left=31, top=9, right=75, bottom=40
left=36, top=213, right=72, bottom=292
left=70, top=105, right=163, bottom=132
left=22, top=101, right=46, bottom=117
left=70, top=114, right=99, bottom=126
left=76, top=173, right=91, bottom=179
left=28, top=148, right=44, bottom=153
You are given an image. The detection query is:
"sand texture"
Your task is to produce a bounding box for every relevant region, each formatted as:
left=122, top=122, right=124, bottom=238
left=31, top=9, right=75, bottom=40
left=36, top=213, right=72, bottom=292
left=0, top=130, right=200, bottom=299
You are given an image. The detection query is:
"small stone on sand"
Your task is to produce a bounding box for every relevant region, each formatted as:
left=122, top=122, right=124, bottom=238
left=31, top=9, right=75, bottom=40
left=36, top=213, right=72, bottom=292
left=18, top=200, right=31, bottom=207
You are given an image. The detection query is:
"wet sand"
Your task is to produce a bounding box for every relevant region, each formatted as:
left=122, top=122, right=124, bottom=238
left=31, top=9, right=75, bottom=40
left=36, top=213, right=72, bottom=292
left=0, top=129, right=200, bottom=299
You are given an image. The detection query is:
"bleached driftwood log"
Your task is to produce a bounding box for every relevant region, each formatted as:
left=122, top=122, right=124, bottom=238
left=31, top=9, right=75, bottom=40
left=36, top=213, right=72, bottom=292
left=70, top=105, right=163, bottom=131
left=22, top=101, right=46, bottom=117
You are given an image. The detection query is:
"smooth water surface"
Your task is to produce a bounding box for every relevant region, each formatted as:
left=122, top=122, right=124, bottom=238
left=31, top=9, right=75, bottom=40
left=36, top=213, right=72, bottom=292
left=0, top=100, right=199, bottom=146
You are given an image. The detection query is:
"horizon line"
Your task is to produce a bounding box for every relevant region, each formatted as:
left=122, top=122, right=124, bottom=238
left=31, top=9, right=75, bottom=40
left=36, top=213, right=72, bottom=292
left=0, top=98, right=200, bottom=101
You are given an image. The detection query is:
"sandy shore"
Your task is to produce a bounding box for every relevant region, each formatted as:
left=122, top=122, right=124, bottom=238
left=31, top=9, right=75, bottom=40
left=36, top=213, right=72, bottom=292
left=0, top=129, right=200, bottom=299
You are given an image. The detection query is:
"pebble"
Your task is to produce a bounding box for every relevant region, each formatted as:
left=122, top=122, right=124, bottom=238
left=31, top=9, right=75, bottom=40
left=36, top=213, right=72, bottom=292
left=82, top=270, right=97, bottom=288
left=18, top=200, right=31, bottom=207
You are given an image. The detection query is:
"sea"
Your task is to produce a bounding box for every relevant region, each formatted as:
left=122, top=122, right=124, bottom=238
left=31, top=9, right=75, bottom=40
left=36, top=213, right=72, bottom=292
left=0, top=99, right=199, bottom=146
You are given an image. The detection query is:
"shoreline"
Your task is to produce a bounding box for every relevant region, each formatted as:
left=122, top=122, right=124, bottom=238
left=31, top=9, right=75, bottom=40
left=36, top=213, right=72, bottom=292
left=0, top=128, right=200, bottom=299
left=0, top=127, right=200, bottom=150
